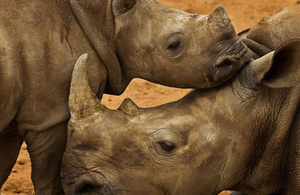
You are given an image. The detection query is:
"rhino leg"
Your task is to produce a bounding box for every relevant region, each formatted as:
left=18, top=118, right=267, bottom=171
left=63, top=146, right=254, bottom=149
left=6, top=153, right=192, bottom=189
left=24, top=121, right=67, bottom=195
left=0, top=123, right=23, bottom=188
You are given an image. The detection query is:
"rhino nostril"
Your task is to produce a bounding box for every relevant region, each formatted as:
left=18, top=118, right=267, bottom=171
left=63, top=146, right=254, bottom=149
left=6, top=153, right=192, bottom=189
left=77, top=183, right=112, bottom=195
left=78, top=184, right=97, bottom=194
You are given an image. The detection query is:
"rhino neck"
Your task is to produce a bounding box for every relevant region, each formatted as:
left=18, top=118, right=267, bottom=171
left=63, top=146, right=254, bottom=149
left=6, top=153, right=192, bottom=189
left=279, top=85, right=300, bottom=193
left=234, top=86, right=300, bottom=194
left=68, top=0, right=129, bottom=95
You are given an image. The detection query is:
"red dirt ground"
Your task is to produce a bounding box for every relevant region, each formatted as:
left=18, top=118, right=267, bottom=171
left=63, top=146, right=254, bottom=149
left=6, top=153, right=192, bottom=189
left=1, top=0, right=299, bottom=194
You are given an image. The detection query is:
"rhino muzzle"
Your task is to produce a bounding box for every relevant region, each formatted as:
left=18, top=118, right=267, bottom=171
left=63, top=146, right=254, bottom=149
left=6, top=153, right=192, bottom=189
left=61, top=152, right=115, bottom=195
left=200, top=6, right=253, bottom=86
left=213, top=41, right=250, bottom=82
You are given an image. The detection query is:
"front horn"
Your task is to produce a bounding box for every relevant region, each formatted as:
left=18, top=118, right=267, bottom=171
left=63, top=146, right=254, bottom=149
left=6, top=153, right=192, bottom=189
left=69, top=54, right=104, bottom=119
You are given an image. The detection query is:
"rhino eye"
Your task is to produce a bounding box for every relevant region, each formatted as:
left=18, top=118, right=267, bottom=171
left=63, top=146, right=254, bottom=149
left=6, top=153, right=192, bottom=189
left=165, top=34, right=185, bottom=57
left=158, top=141, right=175, bottom=152
left=168, top=41, right=181, bottom=51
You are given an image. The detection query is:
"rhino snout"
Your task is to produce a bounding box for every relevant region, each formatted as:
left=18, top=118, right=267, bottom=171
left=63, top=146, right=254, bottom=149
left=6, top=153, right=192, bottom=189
left=212, top=41, right=251, bottom=84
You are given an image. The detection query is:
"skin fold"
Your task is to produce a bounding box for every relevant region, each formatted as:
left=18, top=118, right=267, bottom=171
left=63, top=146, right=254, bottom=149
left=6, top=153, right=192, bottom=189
left=0, top=0, right=251, bottom=194
left=62, top=40, right=300, bottom=194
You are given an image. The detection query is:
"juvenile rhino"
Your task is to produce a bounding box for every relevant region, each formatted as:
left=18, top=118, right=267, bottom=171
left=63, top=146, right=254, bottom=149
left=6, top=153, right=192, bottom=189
left=61, top=39, right=300, bottom=194
left=0, top=0, right=250, bottom=193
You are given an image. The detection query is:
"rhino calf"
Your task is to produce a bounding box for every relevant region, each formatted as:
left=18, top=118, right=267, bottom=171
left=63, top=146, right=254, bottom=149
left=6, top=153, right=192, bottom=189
left=62, top=39, right=300, bottom=194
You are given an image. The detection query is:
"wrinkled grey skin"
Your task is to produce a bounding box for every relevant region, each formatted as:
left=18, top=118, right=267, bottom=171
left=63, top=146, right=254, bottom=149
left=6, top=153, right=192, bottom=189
left=232, top=6, right=300, bottom=195
left=62, top=40, right=300, bottom=195
left=0, top=0, right=251, bottom=194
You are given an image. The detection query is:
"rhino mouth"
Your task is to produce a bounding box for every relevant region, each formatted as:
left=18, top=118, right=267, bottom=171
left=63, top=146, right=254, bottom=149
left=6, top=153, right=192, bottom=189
left=212, top=40, right=251, bottom=83
left=63, top=171, right=115, bottom=195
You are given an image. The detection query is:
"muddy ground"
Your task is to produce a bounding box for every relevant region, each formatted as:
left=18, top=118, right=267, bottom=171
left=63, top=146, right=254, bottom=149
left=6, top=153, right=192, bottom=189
left=1, top=0, right=299, bottom=194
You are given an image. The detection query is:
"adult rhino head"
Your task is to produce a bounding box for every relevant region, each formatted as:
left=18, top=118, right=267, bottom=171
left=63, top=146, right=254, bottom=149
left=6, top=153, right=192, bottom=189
left=62, top=41, right=300, bottom=194
left=72, top=0, right=251, bottom=93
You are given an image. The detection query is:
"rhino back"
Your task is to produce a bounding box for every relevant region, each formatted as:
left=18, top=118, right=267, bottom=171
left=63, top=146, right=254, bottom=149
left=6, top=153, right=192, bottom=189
left=247, top=6, right=300, bottom=51
left=0, top=0, right=106, bottom=134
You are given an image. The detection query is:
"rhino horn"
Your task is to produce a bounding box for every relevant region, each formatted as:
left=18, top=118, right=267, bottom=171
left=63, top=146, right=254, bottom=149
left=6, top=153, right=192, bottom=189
left=118, top=98, right=140, bottom=116
left=211, top=5, right=230, bottom=20
left=69, top=54, right=104, bottom=119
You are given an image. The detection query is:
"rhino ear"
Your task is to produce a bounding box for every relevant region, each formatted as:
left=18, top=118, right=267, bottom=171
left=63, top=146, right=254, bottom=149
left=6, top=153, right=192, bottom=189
left=112, top=0, right=136, bottom=16
left=263, top=40, right=300, bottom=88
left=248, top=40, right=300, bottom=88
left=118, top=98, right=139, bottom=116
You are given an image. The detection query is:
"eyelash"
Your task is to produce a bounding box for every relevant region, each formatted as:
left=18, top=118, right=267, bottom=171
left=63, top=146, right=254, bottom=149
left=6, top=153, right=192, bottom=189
left=158, top=141, right=175, bottom=152
left=168, top=41, right=181, bottom=51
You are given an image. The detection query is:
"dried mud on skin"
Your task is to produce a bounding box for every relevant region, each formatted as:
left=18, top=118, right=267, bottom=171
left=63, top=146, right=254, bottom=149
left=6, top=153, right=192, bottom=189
left=1, top=0, right=298, bottom=194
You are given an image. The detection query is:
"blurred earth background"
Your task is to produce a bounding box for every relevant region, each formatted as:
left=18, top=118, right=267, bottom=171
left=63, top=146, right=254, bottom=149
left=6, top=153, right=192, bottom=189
left=1, top=0, right=299, bottom=194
